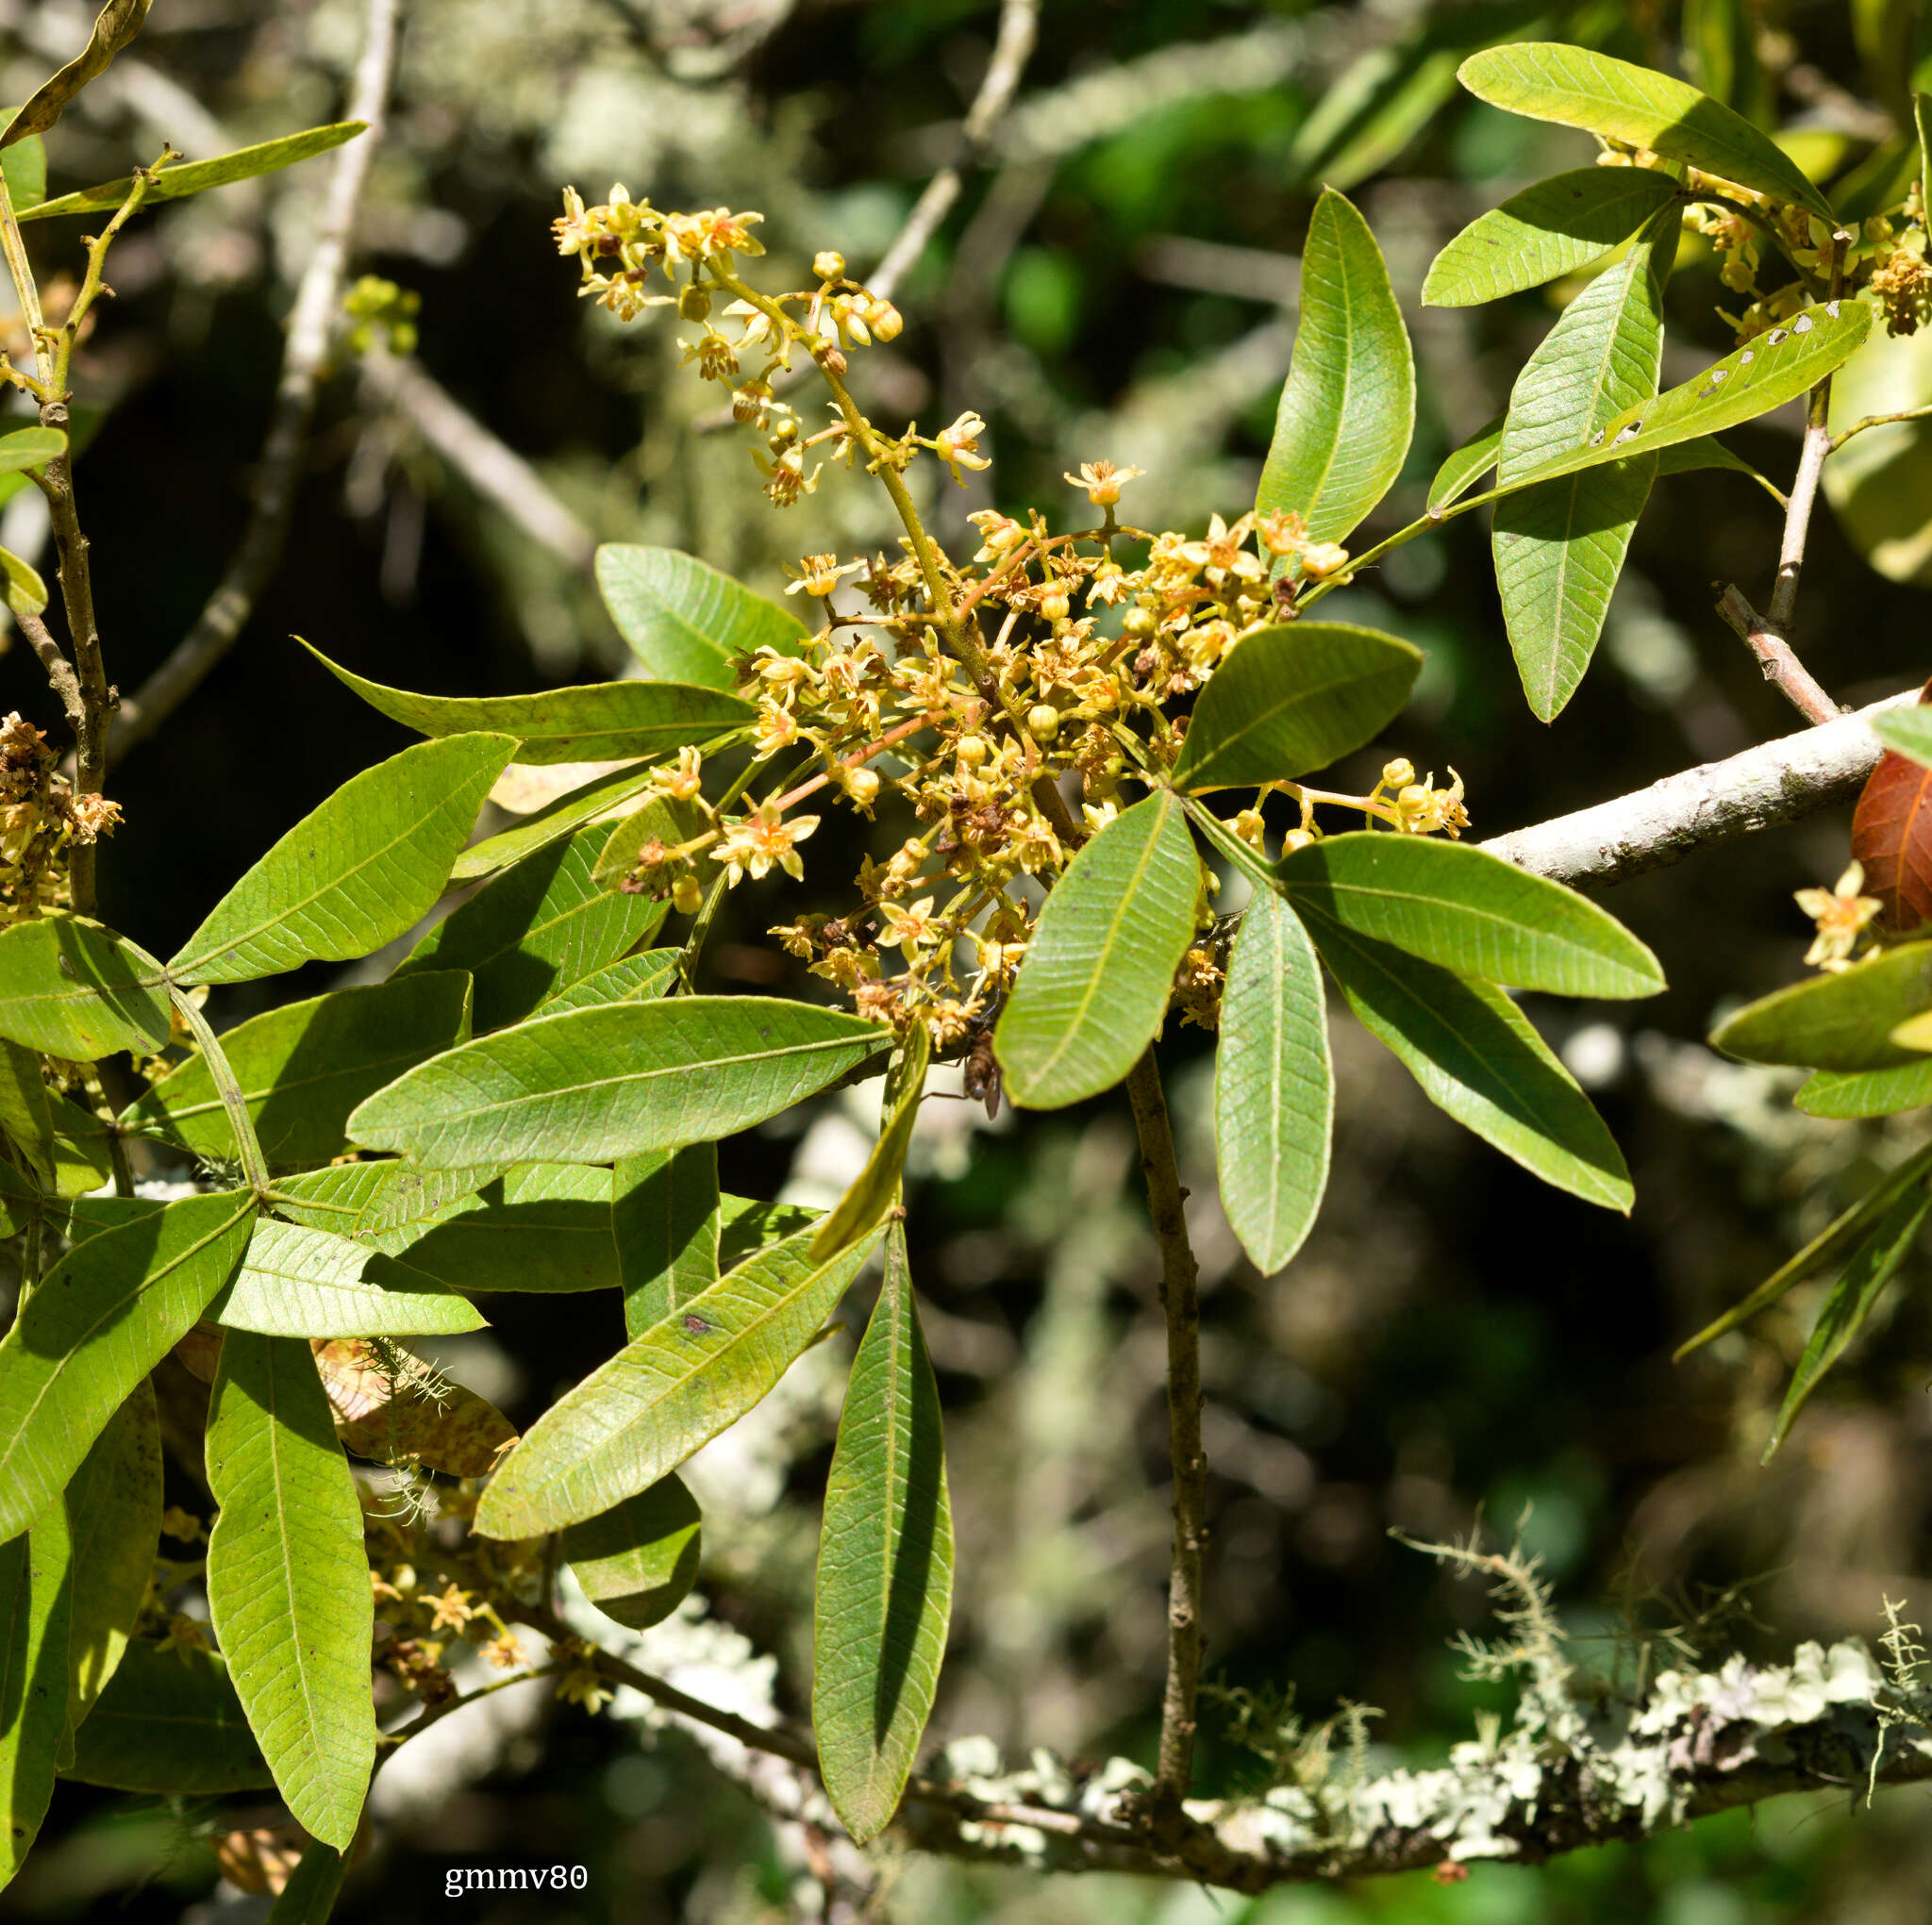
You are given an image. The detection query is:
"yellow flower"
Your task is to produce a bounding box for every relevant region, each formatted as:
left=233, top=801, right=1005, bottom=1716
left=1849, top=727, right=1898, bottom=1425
left=556, top=1668, right=616, bottom=1715
left=931, top=412, right=992, bottom=484
left=710, top=804, right=819, bottom=886
left=784, top=553, right=861, bottom=598
left=426, top=1584, right=477, bottom=1634
left=1063, top=459, right=1143, bottom=507
left=878, top=895, right=941, bottom=963
left=1392, top=770, right=1470, bottom=838
left=1795, top=861, right=1883, bottom=970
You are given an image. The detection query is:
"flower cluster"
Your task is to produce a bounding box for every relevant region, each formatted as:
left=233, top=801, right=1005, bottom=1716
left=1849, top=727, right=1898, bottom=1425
left=0, top=710, right=121, bottom=922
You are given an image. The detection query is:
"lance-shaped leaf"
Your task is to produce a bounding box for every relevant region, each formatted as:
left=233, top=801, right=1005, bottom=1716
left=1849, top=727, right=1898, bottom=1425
left=3, top=0, right=150, bottom=147
left=66, top=1639, right=272, bottom=1793
left=813, top=1024, right=929, bottom=1260
left=1274, top=833, right=1664, bottom=998
left=813, top=1223, right=953, bottom=1844
left=0, top=915, right=170, bottom=1060
left=1303, top=906, right=1631, bottom=1210
left=396, top=825, right=663, bottom=1031
left=563, top=1477, right=702, bottom=1630
left=719, top=1196, right=820, bottom=1270
left=1493, top=206, right=1673, bottom=720
left=1, top=132, right=43, bottom=209
left=1430, top=413, right=1505, bottom=511
left=1447, top=425, right=1776, bottom=514
left=451, top=760, right=660, bottom=885
left=0, top=1190, right=253, bottom=1541
left=1857, top=704, right=1932, bottom=929
left=616, top=1144, right=720, bottom=1337
left=0, top=1159, right=31, bottom=1240
left=314, top=1339, right=516, bottom=1477
left=268, top=1159, right=503, bottom=1239
left=1797, top=1061, right=1932, bottom=1118
left=1257, top=189, right=1414, bottom=546
left=475, top=1224, right=879, bottom=1538
left=169, top=733, right=515, bottom=985
left=0, top=539, right=46, bottom=619
left=1457, top=44, right=1834, bottom=221
left=591, top=796, right=709, bottom=891
left=0, top=1503, right=71, bottom=1886
left=1712, top=941, right=1932, bottom=1070
left=210, top=1220, right=486, bottom=1338
left=995, top=792, right=1200, bottom=1109
left=349, top=997, right=889, bottom=1168
left=595, top=544, right=806, bottom=689
left=1216, top=889, right=1333, bottom=1275
left=381, top=1164, right=619, bottom=1292
left=1423, top=167, right=1683, bottom=307
left=62, top=1382, right=160, bottom=1737
left=1764, top=1183, right=1932, bottom=1461
left=540, top=948, right=680, bottom=1015
left=0, top=425, right=63, bottom=473
left=0, top=1043, right=114, bottom=1195
left=303, top=641, right=756, bottom=766
left=206, top=1330, right=375, bottom=1849
left=1173, top=624, right=1422, bottom=793
left=125, top=972, right=475, bottom=1167
left=20, top=122, right=364, bottom=221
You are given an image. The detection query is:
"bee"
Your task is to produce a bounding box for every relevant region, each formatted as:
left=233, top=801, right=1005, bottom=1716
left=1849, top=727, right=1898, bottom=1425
left=962, top=1017, right=1002, bottom=1122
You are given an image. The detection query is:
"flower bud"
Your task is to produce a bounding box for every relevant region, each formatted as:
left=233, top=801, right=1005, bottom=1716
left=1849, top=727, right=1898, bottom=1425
left=1235, top=807, right=1266, bottom=849
left=844, top=765, right=881, bottom=806
left=673, top=873, right=703, bottom=916
left=1381, top=757, right=1415, bottom=788
left=813, top=251, right=846, bottom=282
left=677, top=283, right=711, bottom=321
left=1027, top=704, right=1061, bottom=743
left=955, top=734, right=990, bottom=770
left=1040, top=589, right=1071, bottom=623
left=1281, top=827, right=1316, bottom=855
left=866, top=298, right=903, bottom=341
left=1122, top=605, right=1158, bottom=640
left=1299, top=541, right=1351, bottom=580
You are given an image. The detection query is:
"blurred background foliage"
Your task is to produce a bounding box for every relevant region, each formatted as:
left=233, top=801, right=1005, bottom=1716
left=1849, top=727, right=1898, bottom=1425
left=10, top=0, right=1932, bottom=1917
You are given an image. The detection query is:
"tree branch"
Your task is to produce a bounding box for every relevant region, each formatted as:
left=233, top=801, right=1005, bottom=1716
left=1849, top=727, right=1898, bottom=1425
left=107, top=0, right=402, bottom=764
left=1711, top=583, right=1840, bottom=726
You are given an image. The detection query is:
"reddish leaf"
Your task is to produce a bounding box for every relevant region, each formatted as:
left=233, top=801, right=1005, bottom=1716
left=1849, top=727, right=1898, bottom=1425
left=1853, top=676, right=1932, bottom=931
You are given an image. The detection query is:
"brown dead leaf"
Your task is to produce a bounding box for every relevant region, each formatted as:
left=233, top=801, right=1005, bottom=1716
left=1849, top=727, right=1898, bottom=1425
left=3, top=0, right=154, bottom=149
left=312, top=1339, right=517, bottom=1477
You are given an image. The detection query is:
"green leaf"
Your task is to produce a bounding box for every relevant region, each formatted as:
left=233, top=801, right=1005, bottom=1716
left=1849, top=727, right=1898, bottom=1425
left=264, top=1840, right=348, bottom=1923
left=20, top=123, right=364, bottom=222
left=1303, top=906, right=1632, bottom=1210
left=206, top=1329, right=375, bottom=1849
left=591, top=796, right=708, bottom=891
left=1423, top=168, right=1683, bottom=307
left=539, top=948, right=680, bottom=1015
left=1824, top=323, right=1932, bottom=587
left=1654, top=435, right=1786, bottom=505
left=813, top=1024, right=929, bottom=1260
left=382, top=1163, right=620, bottom=1293
left=65, top=1639, right=272, bottom=1793
left=266, top=1159, right=503, bottom=1238
left=396, top=825, right=664, bottom=1030
left=1874, top=705, right=1932, bottom=766
left=1796, top=1061, right=1932, bottom=1117
left=718, top=1195, right=819, bottom=1271
left=0, top=1190, right=253, bottom=1541
left=0, top=915, right=169, bottom=1059
left=349, top=997, right=889, bottom=1169
left=0, top=539, right=47, bottom=619
left=812, top=1223, right=953, bottom=1844
left=0, top=425, right=63, bottom=473
left=0, top=1502, right=71, bottom=1887
left=595, top=544, right=806, bottom=688
left=3, top=0, right=149, bottom=146
left=169, top=734, right=516, bottom=985
left=1274, top=832, right=1665, bottom=998
left=1712, top=941, right=1932, bottom=1070
left=563, top=1476, right=702, bottom=1630
left=475, top=1223, right=880, bottom=1538
left=1493, top=207, right=1673, bottom=720
left=1457, top=44, right=1836, bottom=221
left=211, top=1219, right=487, bottom=1337
left=62, top=1382, right=160, bottom=1737
left=1257, top=189, right=1415, bottom=547
left=1428, top=412, right=1504, bottom=511
left=1172, top=624, right=1423, bottom=793
left=125, top=972, right=475, bottom=1167
left=1765, top=1184, right=1932, bottom=1459
left=615, top=1144, right=720, bottom=1338
left=1215, top=889, right=1333, bottom=1275
left=0, top=1044, right=114, bottom=1195
left=301, top=640, right=755, bottom=766
left=1676, top=1141, right=1932, bottom=1356
left=0, top=1159, right=32, bottom=1240
left=995, top=793, right=1200, bottom=1109
left=2, top=131, right=45, bottom=210
left=450, top=761, right=661, bottom=886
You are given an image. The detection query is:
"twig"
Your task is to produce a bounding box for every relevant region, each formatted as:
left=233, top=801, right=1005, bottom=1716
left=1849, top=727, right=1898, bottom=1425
left=1712, top=583, right=1840, bottom=724
left=107, top=0, right=402, bottom=764
left=13, top=604, right=83, bottom=735
left=1124, top=1046, right=1207, bottom=1821
left=1829, top=403, right=1932, bottom=452
left=357, top=347, right=596, bottom=566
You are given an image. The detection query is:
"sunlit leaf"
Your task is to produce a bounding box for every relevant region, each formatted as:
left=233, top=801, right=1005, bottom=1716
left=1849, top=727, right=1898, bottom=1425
left=1859, top=698, right=1932, bottom=928
left=1, top=130, right=44, bottom=209
left=0, top=1502, right=71, bottom=1887
left=1796, top=1060, right=1932, bottom=1117
left=0, top=426, right=63, bottom=473
left=267, top=1159, right=503, bottom=1239
left=1428, top=413, right=1504, bottom=511
left=595, top=544, right=806, bottom=688
left=0, top=539, right=46, bottom=619
left=450, top=760, right=660, bottom=885
left=564, top=1476, right=702, bottom=1630
left=0, top=915, right=169, bottom=1060
left=539, top=948, right=680, bottom=1016
left=210, top=1219, right=486, bottom=1337
left=0, top=1043, right=114, bottom=1195
left=383, top=1164, right=621, bottom=1293
left=20, top=122, right=364, bottom=221
left=262, top=1839, right=347, bottom=1922
left=1712, top=940, right=1932, bottom=1070
left=65, top=1639, right=272, bottom=1793
left=813, top=1024, right=929, bottom=1259
left=3, top=0, right=151, bottom=148
left=315, top=1337, right=516, bottom=1477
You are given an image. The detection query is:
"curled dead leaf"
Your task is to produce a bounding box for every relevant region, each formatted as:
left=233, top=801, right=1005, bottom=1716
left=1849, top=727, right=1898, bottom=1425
left=3, top=0, right=154, bottom=150
left=312, top=1338, right=517, bottom=1477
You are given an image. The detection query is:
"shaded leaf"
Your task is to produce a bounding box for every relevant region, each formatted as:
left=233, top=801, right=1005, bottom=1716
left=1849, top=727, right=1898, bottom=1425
left=1274, top=832, right=1664, bottom=997
left=0, top=539, right=47, bottom=620
left=349, top=997, right=889, bottom=1169
left=210, top=1220, right=486, bottom=1338
left=0, top=1190, right=253, bottom=1541
left=1796, top=1061, right=1932, bottom=1117
left=995, top=793, right=1199, bottom=1109
left=475, top=1224, right=879, bottom=1538
left=2, top=0, right=151, bottom=148
left=718, top=1195, right=819, bottom=1271
left=314, top=1338, right=516, bottom=1477
left=65, top=1639, right=272, bottom=1793
left=615, top=1144, right=719, bottom=1337
left=1, top=132, right=44, bottom=210
left=1765, top=1183, right=1932, bottom=1459
left=207, top=1330, right=375, bottom=1849
left=1824, top=324, right=1932, bottom=587
left=302, top=640, right=755, bottom=766
left=0, top=1045, right=114, bottom=1195
left=595, top=544, right=806, bottom=688
left=813, top=1223, right=953, bottom=1844
left=1423, top=167, right=1683, bottom=307
left=169, top=734, right=516, bottom=985
left=1712, top=940, right=1932, bottom=1070
left=0, top=1159, right=31, bottom=1240
left=1654, top=436, right=1786, bottom=504
left=1304, top=906, right=1632, bottom=1209
left=813, top=1023, right=929, bottom=1260
left=1257, top=190, right=1414, bottom=547
left=0, top=426, right=63, bottom=473
left=591, top=796, right=709, bottom=891
left=384, top=1164, right=619, bottom=1293
left=21, top=123, right=364, bottom=221
left=1215, top=889, right=1332, bottom=1275
left=1457, top=43, right=1835, bottom=220
left=263, top=1840, right=347, bottom=1923
left=539, top=948, right=680, bottom=1015
left=1172, top=623, right=1423, bottom=793
left=563, top=1477, right=702, bottom=1630
left=125, top=972, right=475, bottom=1167
left=0, top=1502, right=71, bottom=1887
left=451, top=760, right=660, bottom=886
left=0, top=915, right=169, bottom=1060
